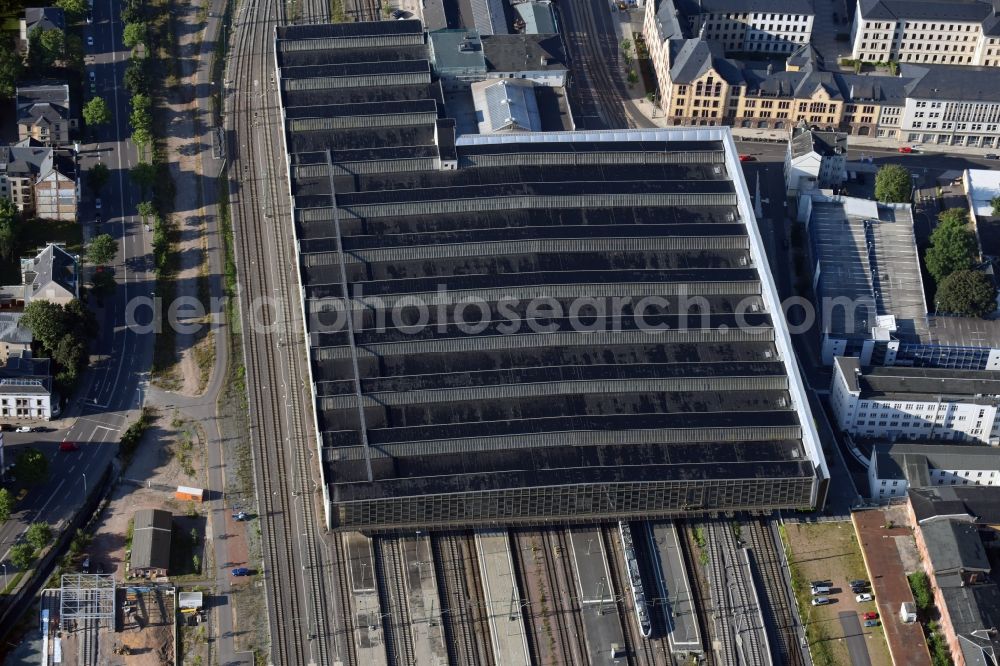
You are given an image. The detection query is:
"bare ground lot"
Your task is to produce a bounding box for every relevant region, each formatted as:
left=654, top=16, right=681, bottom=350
left=781, top=521, right=893, bottom=666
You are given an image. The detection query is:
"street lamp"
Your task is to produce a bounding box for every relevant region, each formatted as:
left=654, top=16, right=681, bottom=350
left=2, top=562, right=7, bottom=590
left=82, top=473, right=87, bottom=496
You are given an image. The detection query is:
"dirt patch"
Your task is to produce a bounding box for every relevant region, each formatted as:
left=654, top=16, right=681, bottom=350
left=781, top=521, right=893, bottom=666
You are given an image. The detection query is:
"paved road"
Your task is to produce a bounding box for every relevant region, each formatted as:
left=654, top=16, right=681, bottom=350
left=839, top=610, right=873, bottom=666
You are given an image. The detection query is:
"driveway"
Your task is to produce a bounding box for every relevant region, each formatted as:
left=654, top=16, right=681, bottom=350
left=839, top=611, right=873, bottom=666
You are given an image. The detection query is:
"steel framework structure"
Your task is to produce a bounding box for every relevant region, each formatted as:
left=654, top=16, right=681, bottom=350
left=59, top=574, right=116, bottom=629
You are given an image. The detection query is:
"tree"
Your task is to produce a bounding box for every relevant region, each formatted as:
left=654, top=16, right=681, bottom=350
left=908, top=571, right=933, bottom=612
left=936, top=269, right=998, bottom=318
left=55, top=0, right=90, bottom=22
left=87, top=233, right=118, bottom=266
left=137, top=200, right=156, bottom=220
left=0, top=38, right=22, bottom=99
left=122, top=22, right=146, bottom=49
left=124, top=60, right=147, bottom=94
left=925, top=209, right=978, bottom=283
left=87, top=163, right=110, bottom=192
left=25, top=522, right=52, bottom=551
left=82, top=96, right=112, bottom=126
left=992, top=195, right=1000, bottom=217
left=36, top=28, right=66, bottom=67
left=64, top=298, right=98, bottom=338
left=14, top=449, right=48, bottom=485
left=131, top=163, right=157, bottom=191
left=874, top=164, right=913, bottom=203
left=0, top=198, right=18, bottom=260
left=9, top=543, right=35, bottom=570
left=131, top=127, right=153, bottom=151
left=91, top=268, right=116, bottom=294
left=0, top=488, right=13, bottom=523
left=21, top=300, right=68, bottom=352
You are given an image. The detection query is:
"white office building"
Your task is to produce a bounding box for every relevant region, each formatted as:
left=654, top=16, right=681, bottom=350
left=851, top=0, right=1000, bottom=67
left=832, top=356, right=1000, bottom=444
left=677, top=0, right=814, bottom=54
left=868, top=442, right=1000, bottom=499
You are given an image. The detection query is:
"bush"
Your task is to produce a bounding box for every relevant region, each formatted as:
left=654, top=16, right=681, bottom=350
left=9, top=543, right=35, bottom=570
left=14, top=449, right=48, bottom=485
left=908, top=571, right=933, bottom=611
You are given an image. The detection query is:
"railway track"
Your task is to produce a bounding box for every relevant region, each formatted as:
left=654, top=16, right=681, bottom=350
left=346, top=0, right=382, bottom=22
left=600, top=525, right=667, bottom=666
left=431, top=533, right=493, bottom=666
left=547, top=528, right=590, bottom=665
left=227, top=0, right=334, bottom=663
left=297, top=0, right=330, bottom=24
left=333, top=534, right=360, bottom=665
left=558, top=0, right=633, bottom=130
left=676, top=521, right=718, bottom=666
left=745, top=518, right=805, bottom=666
left=374, top=537, right=417, bottom=666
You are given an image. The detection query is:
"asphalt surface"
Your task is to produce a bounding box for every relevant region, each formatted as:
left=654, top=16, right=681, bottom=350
left=839, top=610, right=873, bottom=666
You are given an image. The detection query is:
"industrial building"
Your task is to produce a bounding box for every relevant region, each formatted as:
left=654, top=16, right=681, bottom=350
left=274, top=20, right=828, bottom=531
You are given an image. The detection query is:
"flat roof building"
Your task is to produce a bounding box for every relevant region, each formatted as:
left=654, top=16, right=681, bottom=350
left=275, top=20, right=827, bottom=531
left=868, top=441, right=1000, bottom=499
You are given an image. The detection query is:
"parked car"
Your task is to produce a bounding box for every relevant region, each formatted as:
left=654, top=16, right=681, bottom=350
left=59, top=440, right=79, bottom=452
left=811, top=585, right=832, bottom=596
left=986, top=154, right=1000, bottom=160
left=739, top=154, right=757, bottom=162
left=95, top=198, right=102, bottom=210
left=864, top=619, right=880, bottom=628
left=856, top=593, right=874, bottom=602
left=898, top=146, right=914, bottom=153
left=811, top=597, right=831, bottom=606
left=849, top=580, right=869, bottom=587
left=88, top=70, right=96, bottom=82
left=232, top=511, right=249, bottom=521
left=863, top=611, right=879, bottom=620
left=811, top=580, right=832, bottom=587
left=87, top=36, right=94, bottom=47
left=14, top=426, right=31, bottom=433
left=232, top=567, right=250, bottom=576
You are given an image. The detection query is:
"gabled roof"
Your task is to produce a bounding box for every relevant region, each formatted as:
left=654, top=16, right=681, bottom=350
left=480, top=80, right=541, bottom=132
left=909, top=485, right=1000, bottom=523
left=668, top=37, right=742, bottom=84
left=0, top=312, right=32, bottom=346
left=16, top=82, right=71, bottom=128
left=130, top=509, right=172, bottom=572
left=514, top=1, right=557, bottom=34
left=922, top=519, right=991, bottom=574
left=858, top=0, right=992, bottom=22
left=902, top=63, right=1000, bottom=103
left=23, top=244, right=78, bottom=301
left=790, top=122, right=847, bottom=159
left=675, top=0, right=814, bottom=14
left=23, top=7, right=65, bottom=33
left=0, top=140, right=52, bottom=177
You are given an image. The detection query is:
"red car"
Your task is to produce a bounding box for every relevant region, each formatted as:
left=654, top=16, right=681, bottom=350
left=59, top=440, right=79, bottom=452
left=739, top=154, right=757, bottom=162
left=863, top=611, right=879, bottom=620
left=898, top=146, right=914, bottom=153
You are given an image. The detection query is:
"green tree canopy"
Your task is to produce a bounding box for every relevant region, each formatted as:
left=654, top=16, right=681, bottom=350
left=14, top=449, right=48, bottom=485
left=131, top=163, right=156, bottom=191
left=131, top=127, right=153, bottom=150
left=0, top=37, right=22, bottom=99
left=936, top=269, right=998, bottom=318
left=908, top=571, right=933, bottom=611
left=25, top=522, right=52, bottom=551
left=122, top=22, right=146, bottom=49
left=0, top=198, right=18, bottom=260
left=992, top=196, right=1000, bottom=217
left=124, top=60, right=147, bottom=94
left=91, top=268, right=116, bottom=294
left=21, top=300, right=68, bottom=352
left=32, top=28, right=66, bottom=70
left=87, top=163, right=110, bottom=192
left=0, top=488, right=13, bottom=523
left=925, top=209, right=978, bottom=283
left=87, top=233, right=118, bottom=266
left=137, top=200, right=156, bottom=219
left=9, top=543, right=35, bottom=570
left=55, top=0, right=90, bottom=21
left=83, top=96, right=112, bottom=126
left=874, top=164, right=913, bottom=203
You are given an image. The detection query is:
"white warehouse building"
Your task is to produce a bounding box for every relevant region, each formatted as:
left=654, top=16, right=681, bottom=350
left=868, top=442, right=1000, bottom=499
left=831, top=356, right=1000, bottom=444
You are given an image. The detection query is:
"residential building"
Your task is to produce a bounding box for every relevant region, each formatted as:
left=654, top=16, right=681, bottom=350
left=275, top=21, right=828, bottom=531
left=851, top=0, right=1000, bottom=67
left=0, top=312, right=33, bottom=363
left=19, top=7, right=64, bottom=52
left=831, top=356, right=1000, bottom=444
left=0, top=353, right=52, bottom=420
left=671, top=0, right=815, bottom=55
left=906, top=486, right=1000, bottom=666
left=0, top=139, right=77, bottom=221
left=20, top=243, right=79, bottom=306
left=867, top=442, right=1000, bottom=499
left=16, top=82, right=75, bottom=146
left=784, top=121, right=847, bottom=195
left=130, top=509, right=173, bottom=578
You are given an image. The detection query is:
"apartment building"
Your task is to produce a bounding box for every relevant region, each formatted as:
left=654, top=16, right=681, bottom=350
left=671, top=0, right=814, bottom=54
left=16, top=82, right=75, bottom=146
left=851, top=0, right=1000, bottom=67
left=784, top=121, right=847, bottom=194
left=0, top=139, right=77, bottom=221
left=831, top=356, right=1000, bottom=444
left=19, top=7, right=64, bottom=53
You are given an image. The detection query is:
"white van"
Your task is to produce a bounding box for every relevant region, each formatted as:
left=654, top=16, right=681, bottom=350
left=811, top=597, right=831, bottom=606
left=811, top=585, right=831, bottom=596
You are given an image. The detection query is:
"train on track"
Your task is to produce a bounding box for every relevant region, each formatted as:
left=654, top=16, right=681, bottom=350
left=619, top=521, right=653, bottom=638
